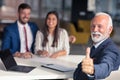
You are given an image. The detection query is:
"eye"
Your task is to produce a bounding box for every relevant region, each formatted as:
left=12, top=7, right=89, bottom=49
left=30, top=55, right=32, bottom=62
left=91, top=25, right=95, bottom=28
left=98, top=25, right=102, bottom=28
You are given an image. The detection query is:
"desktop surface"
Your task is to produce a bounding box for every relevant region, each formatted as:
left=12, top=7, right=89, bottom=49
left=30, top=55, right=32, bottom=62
left=0, top=55, right=119, bottom=80
left=0, top=55, right=84, bottom=80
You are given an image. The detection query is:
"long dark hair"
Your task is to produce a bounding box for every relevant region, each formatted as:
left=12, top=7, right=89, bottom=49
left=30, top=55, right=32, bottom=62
left=42, top=11, right=60, bottom=47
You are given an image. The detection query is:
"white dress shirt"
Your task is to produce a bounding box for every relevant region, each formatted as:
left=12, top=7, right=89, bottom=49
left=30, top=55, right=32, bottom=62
left=34, top=28, right=70, bottom=55
left=17, top=21, right=33, bottom=53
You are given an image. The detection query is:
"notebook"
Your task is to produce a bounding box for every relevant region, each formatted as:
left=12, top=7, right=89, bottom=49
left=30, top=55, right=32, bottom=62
left=41, top=63, right=74, bottom=72
left=0, top=49, right=35, bottom=73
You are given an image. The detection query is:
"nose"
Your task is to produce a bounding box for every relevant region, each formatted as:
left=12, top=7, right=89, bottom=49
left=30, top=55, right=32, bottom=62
left=24, top=13, right=30, bottom=17
left=25, top=14, right=29, bottom=18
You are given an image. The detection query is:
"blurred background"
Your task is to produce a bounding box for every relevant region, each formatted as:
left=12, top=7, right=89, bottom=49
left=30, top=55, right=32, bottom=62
left=0, top=0, right=120, bottom=55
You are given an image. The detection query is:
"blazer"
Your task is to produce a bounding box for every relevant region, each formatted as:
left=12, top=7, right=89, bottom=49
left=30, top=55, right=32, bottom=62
left=74, top=38, right=120, bottom=80
left=1, top=21, right=38, bottom=54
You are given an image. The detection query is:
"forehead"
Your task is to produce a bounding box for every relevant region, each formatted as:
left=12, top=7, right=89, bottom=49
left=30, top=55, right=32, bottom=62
left=19, top=8, right=31, bottom=12
left=91, top=15, right=109, bottom=24
left=48, top=14, right=57, bottom=18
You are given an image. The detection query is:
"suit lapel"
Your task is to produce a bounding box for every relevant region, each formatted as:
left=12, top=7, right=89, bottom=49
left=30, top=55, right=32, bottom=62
left=91, top=38, right=111, bottom=58
left=90, top=46, right=96, bottom=57
left=14, top=22, right=20, bottom=41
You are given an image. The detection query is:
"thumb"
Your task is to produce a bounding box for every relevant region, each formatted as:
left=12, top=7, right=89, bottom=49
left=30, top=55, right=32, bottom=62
left=85, top=47, right=91, bottom=58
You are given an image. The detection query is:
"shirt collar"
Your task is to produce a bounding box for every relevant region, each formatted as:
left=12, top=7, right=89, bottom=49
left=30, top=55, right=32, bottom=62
left=93, top=38, right=108, bottom=48
left=17, top=20, right=28, bottom=28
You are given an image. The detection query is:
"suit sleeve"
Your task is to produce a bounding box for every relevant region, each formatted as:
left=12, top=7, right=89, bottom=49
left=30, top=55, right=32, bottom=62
left=30, top=22, right=39, bottom=53
left=2, top=27, right=12, bottom=51
left=94, top=47, right=120, bottom=79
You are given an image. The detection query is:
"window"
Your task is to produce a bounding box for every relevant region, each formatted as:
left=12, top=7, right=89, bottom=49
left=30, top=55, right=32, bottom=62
left=0, top=0, right=39, bottom=22
left=40, top=0, right=72, bottom=21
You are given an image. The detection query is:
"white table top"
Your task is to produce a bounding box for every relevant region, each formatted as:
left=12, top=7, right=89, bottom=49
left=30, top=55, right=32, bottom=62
left=0, top=55, right=119, bottom=80
left=0, top=55, right=84, bottom=80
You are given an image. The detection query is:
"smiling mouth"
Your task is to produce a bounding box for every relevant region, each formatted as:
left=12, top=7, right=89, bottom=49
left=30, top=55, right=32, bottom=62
left=23, top=18, right=28, bottom=20
left=92, top=34, right=100, bottom=38
left=49, top=22, right=53, bottom=25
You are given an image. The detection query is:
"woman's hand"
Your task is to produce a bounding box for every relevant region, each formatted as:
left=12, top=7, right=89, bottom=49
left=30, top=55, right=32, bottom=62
left=37, top=50, right=49, bottom=57
left=50, top=50, right=66, bottom=58
left=50, top=52, right=59, bottom=58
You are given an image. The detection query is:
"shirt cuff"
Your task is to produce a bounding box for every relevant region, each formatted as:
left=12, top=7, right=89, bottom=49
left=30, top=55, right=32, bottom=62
left=87, top=74, right=95, bottom=79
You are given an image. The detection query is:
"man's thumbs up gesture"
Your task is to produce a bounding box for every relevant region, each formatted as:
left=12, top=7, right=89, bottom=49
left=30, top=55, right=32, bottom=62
left=82, top=47, right=94, bottom=75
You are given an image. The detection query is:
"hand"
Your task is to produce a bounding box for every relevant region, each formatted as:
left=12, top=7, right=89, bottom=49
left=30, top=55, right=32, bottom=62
left=50, top=50, right=66, bottom=58
left=50, top=53, right=58, bottom=58
left=82, top=47, right=94, bottom=75
left=69, top=35, right=76, bottom=43
left=37, top=50, right=49, bottom=57
left=14, top=52, right=23, bottom=58
left=22, top=52, right=33, bottom=59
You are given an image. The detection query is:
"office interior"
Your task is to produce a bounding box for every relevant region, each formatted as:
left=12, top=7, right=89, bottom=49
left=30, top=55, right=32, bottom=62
left=0, top=0, right=120, bottom=55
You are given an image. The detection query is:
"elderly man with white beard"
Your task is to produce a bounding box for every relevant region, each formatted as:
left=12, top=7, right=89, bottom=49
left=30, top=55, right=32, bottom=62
left=73, top=12, right=120, bottom=80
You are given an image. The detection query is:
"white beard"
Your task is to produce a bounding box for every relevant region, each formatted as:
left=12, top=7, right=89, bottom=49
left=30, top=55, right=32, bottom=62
left=91, top=32, right=107, bottom=43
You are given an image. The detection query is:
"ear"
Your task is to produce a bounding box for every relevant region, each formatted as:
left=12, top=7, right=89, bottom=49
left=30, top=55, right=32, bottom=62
left=108, top=26, right=113, bottom=35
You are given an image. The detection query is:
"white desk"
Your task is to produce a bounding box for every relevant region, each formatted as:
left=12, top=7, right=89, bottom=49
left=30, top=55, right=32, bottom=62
left=0, top=55, right=84, bottom=80
left=106, top=71, right=120, bottom=80
left=0, top=55, right=120, bottom=80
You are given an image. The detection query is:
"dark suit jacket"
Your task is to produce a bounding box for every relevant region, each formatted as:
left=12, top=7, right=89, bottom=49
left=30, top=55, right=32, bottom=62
left=74, top=38, right=120, bottom=80
left=1, top=21, right=38, bottom=54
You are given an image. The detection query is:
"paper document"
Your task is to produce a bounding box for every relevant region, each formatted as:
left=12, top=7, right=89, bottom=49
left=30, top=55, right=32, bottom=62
left=41, top=64, right=74, bottom=72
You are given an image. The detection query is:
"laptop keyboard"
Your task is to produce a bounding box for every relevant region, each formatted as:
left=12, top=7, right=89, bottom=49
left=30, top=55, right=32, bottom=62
left=9, top=66, right=27, bottom=71
left=8, top=65, right=35, bottom=73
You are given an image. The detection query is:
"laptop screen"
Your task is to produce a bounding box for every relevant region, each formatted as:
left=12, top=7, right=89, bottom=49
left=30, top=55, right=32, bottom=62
left=0, top=49, right=17, bottom=70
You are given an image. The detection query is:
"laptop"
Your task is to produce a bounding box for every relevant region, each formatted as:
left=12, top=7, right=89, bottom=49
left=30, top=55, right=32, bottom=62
left=0, top=49, right=35, bottom=73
